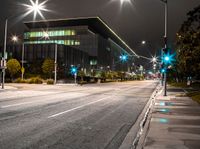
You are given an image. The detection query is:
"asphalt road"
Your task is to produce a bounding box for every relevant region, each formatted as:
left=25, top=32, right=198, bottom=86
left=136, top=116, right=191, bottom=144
left=0, top=81, right=158, bottom=149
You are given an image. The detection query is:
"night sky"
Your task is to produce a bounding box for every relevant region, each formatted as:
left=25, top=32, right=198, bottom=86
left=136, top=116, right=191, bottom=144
left=0, top=0, right=200, bottom=67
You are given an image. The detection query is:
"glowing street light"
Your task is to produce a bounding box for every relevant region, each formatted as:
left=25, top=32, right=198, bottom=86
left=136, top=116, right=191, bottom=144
left=152, top=57, right=157, bottom=63
left=120, top=0, right=131, bottom=3
left=23, top=0, right=49, bottom=20
left=141, top=40, right=146, bottom=45
left=11, top=35, right=19, bottom=43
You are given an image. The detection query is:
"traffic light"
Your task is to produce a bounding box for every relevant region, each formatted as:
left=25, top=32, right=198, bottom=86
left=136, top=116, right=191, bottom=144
left=162, top=47, right=169, bottom=55
left=162, top=48, right=172, bottom=64
left=70, top=66, right=77, bottom=75
left=160, top=63, right=166, bottom=73
left=119, top=54, right=128, bottom=62
left=161, top=68, right=166, bottom=73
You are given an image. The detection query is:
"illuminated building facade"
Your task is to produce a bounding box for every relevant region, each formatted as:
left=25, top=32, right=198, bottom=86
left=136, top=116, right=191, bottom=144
left=1, top=17, right=135, bottom=78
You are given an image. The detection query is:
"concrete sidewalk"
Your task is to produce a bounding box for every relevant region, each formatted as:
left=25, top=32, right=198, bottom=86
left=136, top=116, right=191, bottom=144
left=138, top=86, right=200, bottom=149
left=0, top=85, right=18, bottom=91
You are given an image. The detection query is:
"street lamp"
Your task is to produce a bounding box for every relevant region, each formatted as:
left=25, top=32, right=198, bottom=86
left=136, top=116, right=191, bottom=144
left=141, top=40, right=146, bottom=45
left=1, top=0, right=48, bottom=89
left=119, top=0, right=132, bottom=5
left=11, top=35, right=19, bottom=43
left=152, top=56, right=158, bottom=63
left=23, top=0, right=49, bottom=20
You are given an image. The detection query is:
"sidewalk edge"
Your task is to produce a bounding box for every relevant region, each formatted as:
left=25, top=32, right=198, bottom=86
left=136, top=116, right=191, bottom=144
left=119, top=83, right=162, bottom=149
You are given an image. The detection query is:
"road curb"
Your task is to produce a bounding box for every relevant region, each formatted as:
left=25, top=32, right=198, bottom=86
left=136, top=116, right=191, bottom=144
left=135, top=86, right=163, bottom=149
left=119, top=83, right=162, bottom=149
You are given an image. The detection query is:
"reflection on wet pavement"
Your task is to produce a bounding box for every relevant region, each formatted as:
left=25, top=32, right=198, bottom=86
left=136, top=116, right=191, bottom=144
left=152, top=117, right=200, bottom=125
left=151, top=118, right=169, bottom=124
left=153, top=107, right=200, bottom=116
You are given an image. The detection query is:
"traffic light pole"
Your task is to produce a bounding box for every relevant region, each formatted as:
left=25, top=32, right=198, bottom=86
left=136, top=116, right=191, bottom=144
left=163, top=0, right=168, bottom=96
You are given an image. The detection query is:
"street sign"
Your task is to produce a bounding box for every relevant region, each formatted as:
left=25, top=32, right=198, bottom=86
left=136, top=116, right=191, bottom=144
left=21, top=67, right=25, bottom=74
left=4, top=52, right=8, bottom=60
left=0, top=59, right=6, bottom=68
left=139, top=65, right=143, bottom=71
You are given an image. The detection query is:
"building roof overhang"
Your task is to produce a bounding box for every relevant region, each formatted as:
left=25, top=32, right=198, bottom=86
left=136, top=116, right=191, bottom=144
left=24, top=17, right=138, bottom=57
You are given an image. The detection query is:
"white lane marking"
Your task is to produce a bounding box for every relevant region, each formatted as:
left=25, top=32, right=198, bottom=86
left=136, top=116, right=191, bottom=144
left=1, top=93, right=89, bottom=109
left=48, top=96, right=112, bottom=119
left=1, top=101, right=34, bottom=108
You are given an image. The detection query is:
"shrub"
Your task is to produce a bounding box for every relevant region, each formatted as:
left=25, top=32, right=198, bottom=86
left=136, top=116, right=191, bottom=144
left=42, top=58, right=54, bottom=79
left=7, top=59, right=21, bottom=80
left=14, top=78, right=27, bottom=83
left=28, top=77, right=43, bottom=84
left=47, top=79, right=54, bottom=85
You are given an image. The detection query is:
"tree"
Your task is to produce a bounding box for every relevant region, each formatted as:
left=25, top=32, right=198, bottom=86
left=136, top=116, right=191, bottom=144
left=100, top=71, right=106, bottom=82
left=7, top=59, right=21, bottom=80
left=176, top=5, right=200, bottom=80
left=42, top=58, right=54, bottom=78
left=117, top=71, right=125, bottom=81
left=78, top=70, right=85, bottom=83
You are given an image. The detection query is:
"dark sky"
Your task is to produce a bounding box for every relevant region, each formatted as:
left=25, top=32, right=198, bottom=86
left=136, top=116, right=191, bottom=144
left=0, top=0, right=200, bottom=67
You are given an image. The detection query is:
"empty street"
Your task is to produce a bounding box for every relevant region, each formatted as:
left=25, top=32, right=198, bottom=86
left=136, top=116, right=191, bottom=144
left=0, top=81, right=158, bottom=149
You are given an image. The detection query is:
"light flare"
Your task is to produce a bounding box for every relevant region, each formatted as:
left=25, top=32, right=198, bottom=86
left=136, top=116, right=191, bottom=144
left=21, top=0, right=49, bottom=20
left=11, top=35, right=19, bottom=42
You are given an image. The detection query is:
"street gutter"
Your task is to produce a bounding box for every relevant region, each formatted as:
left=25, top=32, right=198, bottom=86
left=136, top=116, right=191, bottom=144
left=119, top=83, right=162, bottom=149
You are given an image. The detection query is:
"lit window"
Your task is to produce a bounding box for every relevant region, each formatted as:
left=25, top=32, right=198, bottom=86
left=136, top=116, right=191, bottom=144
left=71, top=30, right=75, bottom=35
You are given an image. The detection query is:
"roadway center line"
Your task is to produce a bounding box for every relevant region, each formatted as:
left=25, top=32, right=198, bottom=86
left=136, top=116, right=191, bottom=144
left=48, top=96, right=113, bottom=119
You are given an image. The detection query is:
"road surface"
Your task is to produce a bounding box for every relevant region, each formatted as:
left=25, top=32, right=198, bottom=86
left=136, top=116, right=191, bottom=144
left=0, top=81, right=158, bottom=149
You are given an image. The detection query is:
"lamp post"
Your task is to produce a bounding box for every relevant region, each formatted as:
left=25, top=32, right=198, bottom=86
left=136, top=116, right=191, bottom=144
left=1, top=0, right=48, bottom=89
